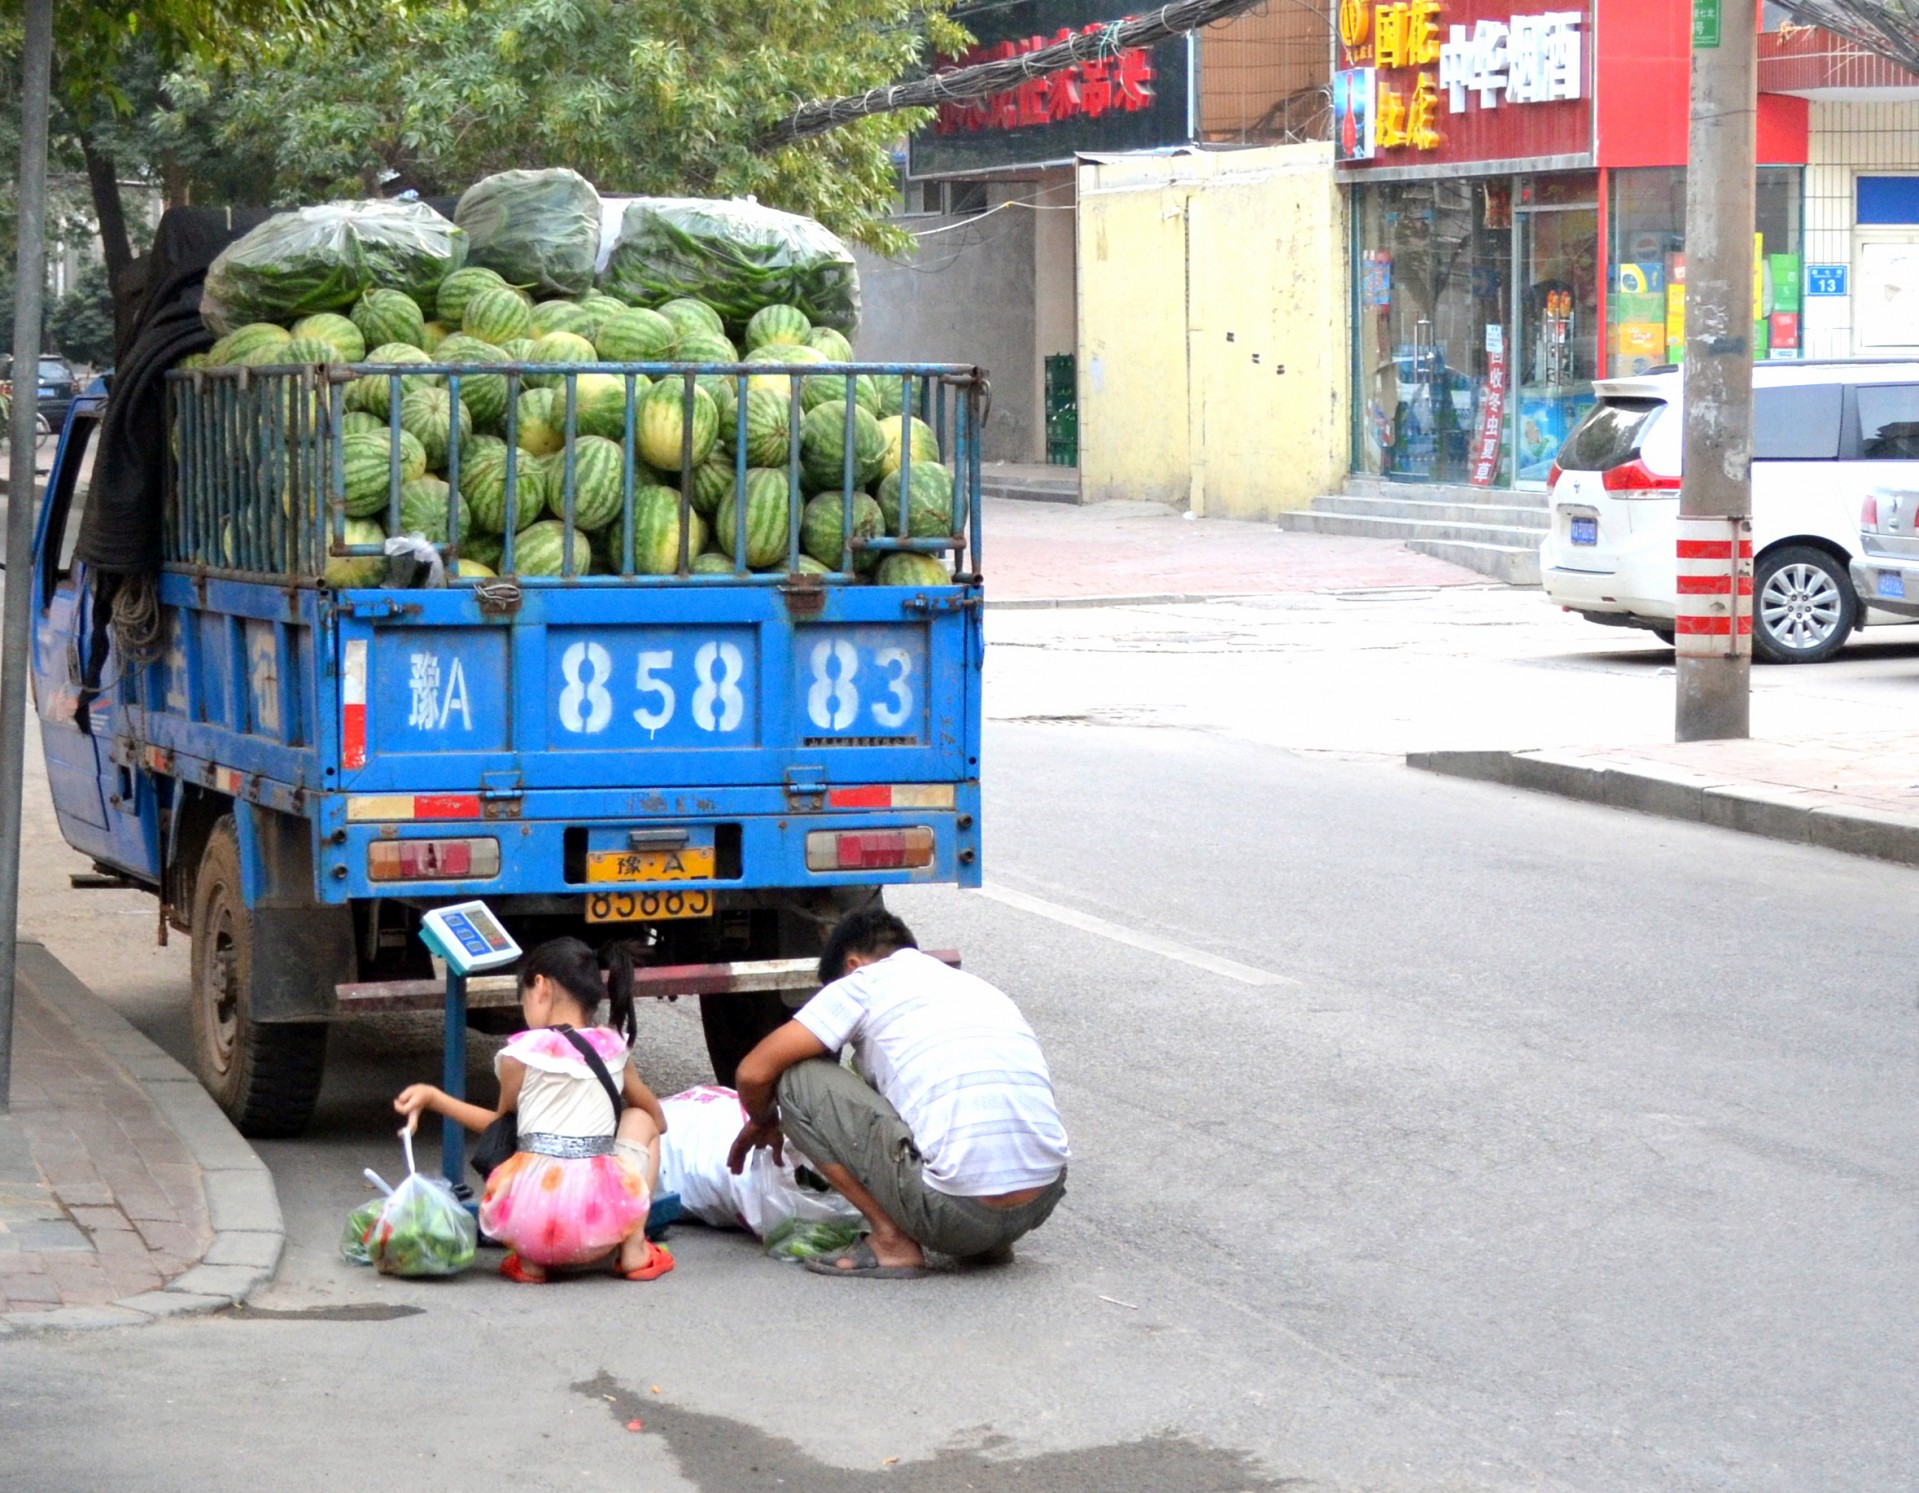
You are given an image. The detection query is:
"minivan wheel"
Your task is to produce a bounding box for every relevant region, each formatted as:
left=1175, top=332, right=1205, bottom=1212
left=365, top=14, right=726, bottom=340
left=1753, top=545, right=1855, bottom=665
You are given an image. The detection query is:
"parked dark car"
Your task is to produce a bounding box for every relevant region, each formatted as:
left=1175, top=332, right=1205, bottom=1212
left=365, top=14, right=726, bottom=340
left=0, top=354, right=83, bottom=430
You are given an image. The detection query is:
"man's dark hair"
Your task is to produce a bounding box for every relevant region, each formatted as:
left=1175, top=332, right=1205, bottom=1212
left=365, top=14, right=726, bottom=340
left=817, top=908, right=918, bottom=984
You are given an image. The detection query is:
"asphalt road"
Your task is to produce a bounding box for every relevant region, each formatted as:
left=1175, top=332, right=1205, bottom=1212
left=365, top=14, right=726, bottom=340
left=7, top=712, right=1917, bottom=1491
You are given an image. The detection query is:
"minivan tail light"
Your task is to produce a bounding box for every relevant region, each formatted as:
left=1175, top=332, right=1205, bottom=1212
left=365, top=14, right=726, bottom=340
left=1600, top=458, right=1681, bottom=497
left=1862, top=493, right=1881, bottom=528
left=1546, top=461, right=1563, bottom=489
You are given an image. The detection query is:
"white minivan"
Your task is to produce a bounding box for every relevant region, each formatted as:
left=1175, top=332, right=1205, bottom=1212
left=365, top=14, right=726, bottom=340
left=1538, top=360, right=1919, bottom=663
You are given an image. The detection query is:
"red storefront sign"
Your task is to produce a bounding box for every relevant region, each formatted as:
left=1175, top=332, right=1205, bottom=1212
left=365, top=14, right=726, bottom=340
left=1335, top=0, right=1593, bottom=169
left=935, top=28, right=1159, bottom=134
left=1469, top=338, right=1507, bottom=486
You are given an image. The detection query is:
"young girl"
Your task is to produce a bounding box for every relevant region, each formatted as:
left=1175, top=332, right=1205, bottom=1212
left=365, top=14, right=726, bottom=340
left=394, top=937, right=673, bottom=1283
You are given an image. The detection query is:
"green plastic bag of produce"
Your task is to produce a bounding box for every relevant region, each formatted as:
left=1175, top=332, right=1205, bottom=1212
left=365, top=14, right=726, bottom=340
left=455, top=168, right=602, bottom=297
left=600, top=198, right=861, bottom=337
left=339, top=1195, right=385, bottom=1266
left=361, top=1135, right=477, bottom=1277
left=202, top=200, right=467, bottom=336
left=762, top=1216, right=864, bottom=1263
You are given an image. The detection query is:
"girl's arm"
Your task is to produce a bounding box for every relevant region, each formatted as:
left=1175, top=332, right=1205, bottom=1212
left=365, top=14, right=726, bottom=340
left=621, top=1066, right=667, bottom=1133
left=395, top=1060, right=525, bottom=1135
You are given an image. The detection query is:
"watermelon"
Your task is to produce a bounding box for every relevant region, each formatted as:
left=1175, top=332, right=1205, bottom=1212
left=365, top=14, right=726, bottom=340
left=801, top=490, right=883, bottom=570
left=806, top=326, right=854, bottom=363
left=655, top=297, right=724, bottom=342
left=546, top=434, right=625, bottom=531
left=435, top=265, right=509, bottom=325
left=324, top=518, right=389, bottom=588
left=631, top=486, right=706, bottom=575
left=461, top=532, right=505, bottom=571
left=875, top=552, right=949, bottom=587
left=352, top=288, right=427, bottom=351
left=513, top=388, right=566, bottom=455
left=800, top=370, right=877, bottom=416
left=398, top=474, right=474, bottom=545
left=714, top=467, right=793, bottom=569
left=799, top=399, right=886, bottom=489
left=690, top=551, right=736, bottom=575
left=209, top=323, right=291, bottom=366
left=878, top=415, right=941, bottom=478
left=499, top=336, right=538, bottom=362
left=794, top=554, right=832, bottom=576
left=573, top=372, right=639, bottom=440
left=572, top=295, right=626, bottom=342
left=399, top=385, right=475, bottom=470
left=875, top=376, right=910, bottom=420
left=341, top=429, right=427, bottom=517
left=724, top=386, right=794, bottom=468
left=744, top=304, right=811, bottom=351
left=339, top=410, right=385, bottom=435
left=427, top=321, right=459, bottom=352
left=463, top=283, right=533, bottom=346
left=529, top=300, right=593, bottom=339
left=460, top=438, right=548, bottom=534
left=525, top=330, right=597, bottom=388
left=450, top=558, right=498, bottom=580
left=688, top=457, right=735, bottom=519
left=433, top=334, right=511, bottom=430
left=595, top=306, right=677, bottom=362
left=637, top=379, right=718, bottom=471
left=292, top=313, right=366, bottom=363
left=744, top=343, right=826, bottom=400
left=675, top=330, right=739, bottom=364
left=513, top=519, right=591, bottom=577
left=345, top=343, right=438, bottom=419
left=876, top=461, right=956, bottom=538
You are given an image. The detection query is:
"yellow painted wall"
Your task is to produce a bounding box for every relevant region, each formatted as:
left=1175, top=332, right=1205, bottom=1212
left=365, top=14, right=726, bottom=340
left=1076, top=143, right=1346, bottom=518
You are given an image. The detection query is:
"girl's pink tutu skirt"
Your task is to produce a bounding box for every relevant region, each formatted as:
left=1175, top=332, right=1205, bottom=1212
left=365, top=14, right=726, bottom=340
left=479, top=1150, right=650, bottom=1268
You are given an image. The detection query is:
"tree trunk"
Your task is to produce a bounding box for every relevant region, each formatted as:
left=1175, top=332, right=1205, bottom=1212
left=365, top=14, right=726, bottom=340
left=80, top=133, right=135, bottom=285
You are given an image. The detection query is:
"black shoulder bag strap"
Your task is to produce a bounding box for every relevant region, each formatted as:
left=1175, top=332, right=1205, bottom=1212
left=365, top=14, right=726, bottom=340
left=555, top=1025, right=625, bottom=1118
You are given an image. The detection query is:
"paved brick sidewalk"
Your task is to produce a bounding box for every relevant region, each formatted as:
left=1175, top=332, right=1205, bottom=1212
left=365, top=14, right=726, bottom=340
left=1412, top=732, right=1919, bottom=866
left=0, top=942, right=283, bottom=1331
left=981, top=498, right=1491, bottom=604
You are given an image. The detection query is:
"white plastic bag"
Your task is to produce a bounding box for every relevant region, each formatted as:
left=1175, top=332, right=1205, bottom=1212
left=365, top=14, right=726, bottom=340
left=364, top=1131, right=477, bottom=1277
left=658, top=1087, right=859, bottom=1238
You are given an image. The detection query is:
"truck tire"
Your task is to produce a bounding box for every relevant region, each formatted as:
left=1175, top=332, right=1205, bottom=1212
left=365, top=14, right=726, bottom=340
left=189, top=817, right=328, bottom=1137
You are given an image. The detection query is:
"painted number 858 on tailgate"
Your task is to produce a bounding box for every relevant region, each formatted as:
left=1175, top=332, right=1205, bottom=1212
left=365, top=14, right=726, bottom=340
left=546, top=625, right=927, bottom=748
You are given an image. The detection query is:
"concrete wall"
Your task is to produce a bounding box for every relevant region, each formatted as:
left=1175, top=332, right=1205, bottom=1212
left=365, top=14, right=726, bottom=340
left=1076, top=142, right=1347, bottom=518
left=852, top=209, right=1040, bottom=463
left=1804, top=100, right=1919, bottom=358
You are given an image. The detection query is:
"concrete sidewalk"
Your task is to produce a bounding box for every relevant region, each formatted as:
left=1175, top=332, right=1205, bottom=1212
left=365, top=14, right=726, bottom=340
left=981, top=497, right=1493, bottom=607
left=0, top=941, right=282, bottom=1333
left=1412, top=732, right=1919, bottom=867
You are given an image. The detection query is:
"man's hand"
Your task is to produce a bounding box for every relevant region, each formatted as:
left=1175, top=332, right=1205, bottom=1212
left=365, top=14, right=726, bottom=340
left=727, top=1116, right=784, bottom=1175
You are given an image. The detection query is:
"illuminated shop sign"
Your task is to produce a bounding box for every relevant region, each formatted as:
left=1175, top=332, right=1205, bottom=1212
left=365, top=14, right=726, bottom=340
left=934, top=27, right=1159, bottom=133
left=1335, top=1, right=1588, bottom=164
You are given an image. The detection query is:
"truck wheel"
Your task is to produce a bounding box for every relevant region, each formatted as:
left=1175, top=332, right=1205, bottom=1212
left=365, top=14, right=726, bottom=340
left=189, top=817, right=328, bottom=1137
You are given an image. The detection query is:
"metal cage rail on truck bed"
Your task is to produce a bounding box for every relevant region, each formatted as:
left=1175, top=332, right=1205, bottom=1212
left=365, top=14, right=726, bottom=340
left=164, top=359, right=985, bottom=586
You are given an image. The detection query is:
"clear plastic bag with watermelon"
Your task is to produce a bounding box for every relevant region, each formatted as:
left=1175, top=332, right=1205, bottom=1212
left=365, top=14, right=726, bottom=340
left=455, top=168, right=603, bottom=297
left=600, top=198, right=861, bottom=337
left=202, top=199, right=467, bottom=336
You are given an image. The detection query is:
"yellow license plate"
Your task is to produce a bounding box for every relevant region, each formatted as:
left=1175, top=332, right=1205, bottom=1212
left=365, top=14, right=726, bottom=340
left=585, top=847, right=715, bottom=884
left=585, top=888, right=714, bottom=923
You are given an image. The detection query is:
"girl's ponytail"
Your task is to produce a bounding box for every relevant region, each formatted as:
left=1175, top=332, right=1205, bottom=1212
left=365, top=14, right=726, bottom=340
left=599, top=940, right=637, bottom=1046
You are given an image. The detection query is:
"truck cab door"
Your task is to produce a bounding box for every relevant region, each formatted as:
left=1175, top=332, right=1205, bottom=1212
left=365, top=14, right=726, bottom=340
left=31, top=412, right=113, bottom=855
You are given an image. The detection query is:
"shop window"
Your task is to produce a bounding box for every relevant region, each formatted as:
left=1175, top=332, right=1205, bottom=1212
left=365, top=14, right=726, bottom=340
left=1857, top=385, right=1919, bottom=460
left=1857, top=177, right=1919, bottom=227
left=1753, top=385, right=1842, bottom=460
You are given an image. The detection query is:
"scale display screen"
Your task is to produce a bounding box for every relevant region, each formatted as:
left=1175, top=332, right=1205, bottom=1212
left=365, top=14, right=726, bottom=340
left=420, top=900, right=522, bottom=975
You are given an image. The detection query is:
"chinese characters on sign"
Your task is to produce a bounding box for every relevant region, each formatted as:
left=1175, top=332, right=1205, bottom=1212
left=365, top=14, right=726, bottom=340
left=1437, top=12, right=1582, bottom=113
left=935, top=27, right=1157, bottom=134
left=407, top=651, right=472, bottom=733
left=1366, top=1, right=1445, bottom=154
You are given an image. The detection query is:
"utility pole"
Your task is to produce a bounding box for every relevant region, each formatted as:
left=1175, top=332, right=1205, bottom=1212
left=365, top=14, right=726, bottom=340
left=1675, top=0, right=1757, bottom=742
left=0, top=0, right=56, bottom=1110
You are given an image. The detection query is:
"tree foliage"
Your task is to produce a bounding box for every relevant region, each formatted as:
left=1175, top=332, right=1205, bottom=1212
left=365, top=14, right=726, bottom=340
left=46, top=259, right=115, bottom=366
left=164, top=0, right=965, bottom=253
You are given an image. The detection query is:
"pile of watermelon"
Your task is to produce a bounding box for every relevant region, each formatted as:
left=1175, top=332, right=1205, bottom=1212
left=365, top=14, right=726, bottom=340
left=183, top=225, right=957, bottom=590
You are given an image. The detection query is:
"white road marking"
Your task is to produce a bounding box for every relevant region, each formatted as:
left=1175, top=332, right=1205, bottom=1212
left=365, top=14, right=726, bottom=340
left=974, top=883, right=1297, bottom=987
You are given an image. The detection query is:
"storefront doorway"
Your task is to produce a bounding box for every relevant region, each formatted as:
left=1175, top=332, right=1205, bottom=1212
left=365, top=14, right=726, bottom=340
left=1513, top=177, right=1600, bottom=484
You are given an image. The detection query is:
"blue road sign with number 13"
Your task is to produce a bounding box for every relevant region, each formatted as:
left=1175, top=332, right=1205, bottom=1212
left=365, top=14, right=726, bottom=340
left=1807, top=265, right=1849, bottom=297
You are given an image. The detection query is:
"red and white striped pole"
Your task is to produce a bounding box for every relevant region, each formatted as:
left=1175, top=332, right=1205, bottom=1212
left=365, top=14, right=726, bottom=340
left=1676, top=0, right=1756, bottom=742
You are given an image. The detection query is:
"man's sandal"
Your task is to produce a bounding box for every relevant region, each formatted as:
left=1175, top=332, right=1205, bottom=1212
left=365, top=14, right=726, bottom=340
left=802, top=1237, right=933, bottom=1279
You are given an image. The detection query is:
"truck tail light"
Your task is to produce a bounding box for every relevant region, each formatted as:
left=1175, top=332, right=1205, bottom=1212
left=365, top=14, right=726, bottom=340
left=805, top=827, right=934, bottom=872
left=1600, top=458, right=1681, bottom=497
left=368, top=837, right=501, bottom=882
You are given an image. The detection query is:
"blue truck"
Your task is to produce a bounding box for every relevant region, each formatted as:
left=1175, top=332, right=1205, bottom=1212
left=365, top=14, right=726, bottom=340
left=32, top=334, right=985, bottom=1138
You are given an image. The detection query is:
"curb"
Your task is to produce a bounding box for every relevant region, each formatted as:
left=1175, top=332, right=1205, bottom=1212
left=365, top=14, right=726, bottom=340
left=1408, top=747, right=1919, bottom=867
left=1, top=941, right=284, bottom=1334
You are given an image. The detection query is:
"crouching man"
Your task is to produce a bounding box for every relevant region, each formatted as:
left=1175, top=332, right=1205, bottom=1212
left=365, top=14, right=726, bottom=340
left=727, top=908, right=1070, bottom=1278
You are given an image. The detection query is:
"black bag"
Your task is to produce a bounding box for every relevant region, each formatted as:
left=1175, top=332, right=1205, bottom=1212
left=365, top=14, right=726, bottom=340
left=471, top=1025, right=624, bottom=1181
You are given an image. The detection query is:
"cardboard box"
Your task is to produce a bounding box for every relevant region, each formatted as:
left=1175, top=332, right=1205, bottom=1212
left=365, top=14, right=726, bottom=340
left=1613, top=321, right=1666, bottom=359
left=1770, top=254, right=1803, bottom=314
left=1770, top=311, right=1800, bottom=350
left=1610, top=291, right=1666, bottom=324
